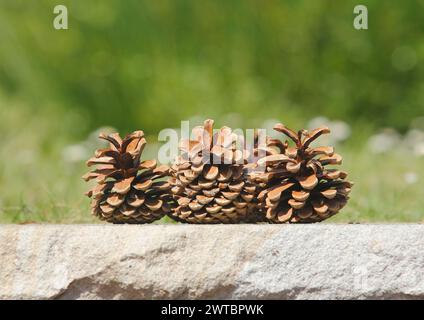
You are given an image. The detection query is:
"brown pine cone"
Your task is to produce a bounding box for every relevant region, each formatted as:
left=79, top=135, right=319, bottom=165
left=83, top=131, right=172, bottom=224
left=243, top=130, right=285, bottom=222
left=250, top=124, right=353, bottom=223
left=169, top=119, right=258, bottom=223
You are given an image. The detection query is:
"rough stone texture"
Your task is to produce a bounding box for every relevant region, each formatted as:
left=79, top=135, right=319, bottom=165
left=0, top=224, right=423, bottom=300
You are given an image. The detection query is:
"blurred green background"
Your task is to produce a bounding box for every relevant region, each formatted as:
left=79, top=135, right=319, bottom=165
left=0, top=0, right=423, bottom=223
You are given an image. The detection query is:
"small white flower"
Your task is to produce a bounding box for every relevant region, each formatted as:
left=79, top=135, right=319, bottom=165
left=404, top=172, right=418, bottom=185
left=403, top=129, right=424, bottom=157
left=367, top=129, right=402, bottom=154
left=307, top=116, right=351, bottom=146
left=62, top=144, right=89, bottom=163
left=331, top=120, right=351, bottom=142
left=413, top=142, right=424, bottom=156
left=307, top=116, right=331, bottom=130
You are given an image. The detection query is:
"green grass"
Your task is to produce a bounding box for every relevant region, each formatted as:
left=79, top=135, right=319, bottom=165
left=1, top=97, right=423, bottom=224
left=329, top=148, right=424, bottom=223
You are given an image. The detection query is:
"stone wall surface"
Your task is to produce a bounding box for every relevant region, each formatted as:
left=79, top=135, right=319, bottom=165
left=0, top=224, right=423, bottom=299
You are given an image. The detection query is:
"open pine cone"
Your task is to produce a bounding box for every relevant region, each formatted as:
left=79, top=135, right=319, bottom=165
left=169, top=119, right=259, bottom=223
left=83, top=131, right=172, bottom=224
left=250, top=124, right=353, bottom=223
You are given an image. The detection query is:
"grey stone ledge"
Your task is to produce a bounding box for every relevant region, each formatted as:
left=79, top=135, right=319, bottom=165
left=0, top=224, right=423, bottom=300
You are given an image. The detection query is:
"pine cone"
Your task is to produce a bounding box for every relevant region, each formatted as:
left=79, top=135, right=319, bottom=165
left=83, top=131, right=172, bottom=224
left=243, top=130, right=285, bottom=222
left=251, top=124, right=353, bottom=223
left=169, top=119, right=258, bottom=224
